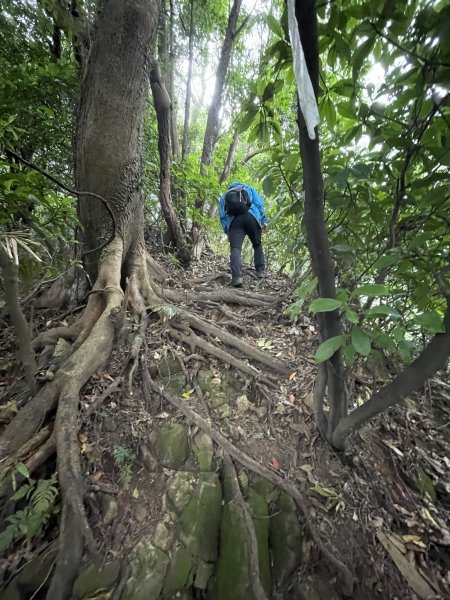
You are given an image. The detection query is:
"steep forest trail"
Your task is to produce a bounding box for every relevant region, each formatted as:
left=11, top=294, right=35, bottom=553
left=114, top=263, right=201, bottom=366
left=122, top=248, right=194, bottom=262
left=1, top=249, right=450, bottom=600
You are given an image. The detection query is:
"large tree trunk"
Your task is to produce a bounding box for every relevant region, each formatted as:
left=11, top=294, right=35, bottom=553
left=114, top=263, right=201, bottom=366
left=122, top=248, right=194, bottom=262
left=150, top=60, right=190, bottom=263
left=46, top=2, right=162, bottom=598
left=75, top=0, right=161, bottom=294
left=295, top=0, right=347, bottom=439
left=199, top=0, right=242, bottom=172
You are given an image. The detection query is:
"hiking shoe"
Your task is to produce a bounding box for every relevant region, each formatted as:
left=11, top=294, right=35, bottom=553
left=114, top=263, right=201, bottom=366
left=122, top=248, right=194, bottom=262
left=231, top=276, right=243, bottom=287
left=256, top=270, right=267, bottom=279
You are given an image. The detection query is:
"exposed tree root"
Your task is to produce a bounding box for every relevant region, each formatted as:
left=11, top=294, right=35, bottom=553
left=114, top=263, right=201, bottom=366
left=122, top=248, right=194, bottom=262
left=0, top=426, right=53, bottom=498
left=83, top=377, right=123, bottom=418
left=46, top=245, right=125, bottom=600
left=0, top=381, right=60, bottom=460
left=150, top=278, right=278, bottom=308
left=147, top=379, right=356, bottom=595
left=168, top=327, right=271, bottom=382
left=0, top=243, right=289, bottom=599
left=32, top=322, right=82, bottom=350
left=177, top=308, right=291, bottom=374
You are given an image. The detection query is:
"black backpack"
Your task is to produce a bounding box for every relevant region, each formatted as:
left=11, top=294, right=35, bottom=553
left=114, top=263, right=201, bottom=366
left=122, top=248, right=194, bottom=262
left=224, top=185, right=251, bottom=216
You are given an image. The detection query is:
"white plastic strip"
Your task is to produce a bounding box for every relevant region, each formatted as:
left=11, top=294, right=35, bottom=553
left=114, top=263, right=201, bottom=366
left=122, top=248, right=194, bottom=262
left=287, top=0, right=320, bottom=139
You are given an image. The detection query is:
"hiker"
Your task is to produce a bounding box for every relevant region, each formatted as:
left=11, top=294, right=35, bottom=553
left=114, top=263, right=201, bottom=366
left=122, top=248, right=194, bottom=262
left=219, top=182, right=269, bottom=287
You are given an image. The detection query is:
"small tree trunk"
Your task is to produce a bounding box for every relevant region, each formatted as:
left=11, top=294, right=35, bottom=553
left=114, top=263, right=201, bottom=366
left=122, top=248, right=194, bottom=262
left=150, top=61, right=190, bottom=263
left=295, top=0, right=347, bottom=438
left=207, top=128, right=240, bottom=220
left=0, top=247, right=37, bottom=394
left=219, top=128, right=239, bottom=184
left=199, top=0, right=242, bottom=172
left=168, top=0, right=178, bottom=159
left=332, top=298, right=450, bottom=448
left=181, top=0, right=195, bottom=161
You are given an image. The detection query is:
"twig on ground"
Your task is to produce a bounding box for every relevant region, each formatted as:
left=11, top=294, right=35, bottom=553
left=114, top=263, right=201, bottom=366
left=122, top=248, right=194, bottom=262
left=84, top=377, right=123, bottom=418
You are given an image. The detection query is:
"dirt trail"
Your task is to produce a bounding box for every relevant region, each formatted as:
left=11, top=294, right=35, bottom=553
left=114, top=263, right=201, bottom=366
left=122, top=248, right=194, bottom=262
left=0, top=252, right=449, bottom=599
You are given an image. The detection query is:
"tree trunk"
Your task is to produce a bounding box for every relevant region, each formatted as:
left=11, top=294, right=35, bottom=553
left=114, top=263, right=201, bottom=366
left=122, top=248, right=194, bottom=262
left=181, top=0, right=195, bottom=161
left=199, top=0, right=242, bottom=172
left=208, top=128, right=240, bottom=220
left=0, top=247, right=37, bottom=394
left=219, top=128, right=239, bottom=184
left=46, top=3, right=162, bottom=597
left=332, top=298, right=450, bottom=448
left=295, top=0, right=347, bottom=439
left=75, top=0, right=161, bottom=291
left=150, top=60, right=190, bottom=263
left=168, top=0, right=178, bottom=159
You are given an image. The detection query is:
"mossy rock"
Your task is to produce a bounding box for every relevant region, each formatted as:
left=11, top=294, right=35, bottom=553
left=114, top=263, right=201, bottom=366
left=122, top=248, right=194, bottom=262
left=269, top=492, right=303, bottom=586
left=2, top=544, right=58, bottom=598
left=121, top=541, right=169, bottom=600
left=303, top=576, right=343, bottom=600
left=164, top=372, right=187, bottom=395
left=213, top=500, right=255, bottom=600
left=220, top=372, right=243, bottom=397
left=250, top=476, right=280, bottom=504
left=178, top=472, right=222, bottom=563
left=167, top=472, right=195, bottom=513
left=193, top=560, right=215, bottom=590
left=196, top=370, right=228, bottom=408
left=162, top=544, right=193, bottom=596
left=159, top=355, right=185, bottom=378
left=73, top=561, right=120, bottom=598
left=192, top=431, right=214, bottom=472
left=156, top=422, right=189, bottom=469
left=246, top=488, right=271, bottom=595
left=152, top=522, right=173, bottom=552
left=196, top=368, right=215, bottom=391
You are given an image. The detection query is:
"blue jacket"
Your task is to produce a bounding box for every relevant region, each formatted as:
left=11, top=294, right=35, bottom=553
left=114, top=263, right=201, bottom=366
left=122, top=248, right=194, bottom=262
left=219, top=182, right=268, bottom=233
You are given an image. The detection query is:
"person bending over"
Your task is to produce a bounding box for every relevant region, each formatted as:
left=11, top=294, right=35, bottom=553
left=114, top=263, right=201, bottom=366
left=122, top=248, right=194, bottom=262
left=219, top=182, right=268, bottom=287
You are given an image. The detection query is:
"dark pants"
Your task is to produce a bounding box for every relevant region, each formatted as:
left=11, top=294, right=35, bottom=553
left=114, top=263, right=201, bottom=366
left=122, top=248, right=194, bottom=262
left=228, top=213, right=265, bottom=277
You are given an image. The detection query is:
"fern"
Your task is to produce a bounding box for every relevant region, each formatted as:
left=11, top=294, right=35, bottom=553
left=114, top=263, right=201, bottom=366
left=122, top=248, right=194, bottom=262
left=113, top=445, right=135, bottom=490
left=0, top=473, right=59, bottom=555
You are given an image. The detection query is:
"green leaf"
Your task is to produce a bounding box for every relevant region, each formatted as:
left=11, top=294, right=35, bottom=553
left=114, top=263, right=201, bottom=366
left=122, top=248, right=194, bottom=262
left=398, top=340, right=413, bottom=362
left=343, top=344, right=356, bottom=366
left=315, top=335, right=346, bottom=363
left=373, top=253, right=402, bottom=269
left=414, top=311, right=445, bottom=334
left=16, top=462, right=30, bottom=479
left=309, top=298, right=343, bottom=312
left=366, top=305, right=401, bottom=318
left=237, top=108, right=258, bottom=133
left=352, top=37, right=375, bottom=81
left=353, top=284, right=388, bottom=297
left=344, top=310, right=359, bottom=323
left=267, top=15, right=284, bottom=39
left=351, top=327, right=372, bottom=356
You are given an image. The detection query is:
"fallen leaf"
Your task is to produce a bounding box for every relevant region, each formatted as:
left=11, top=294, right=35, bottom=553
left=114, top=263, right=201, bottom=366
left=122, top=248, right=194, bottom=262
left=289, top=371, right=297, bottom=381
left=270, top=457, right=280, bottom=470
left=91, top=471, right=103, bottom=482
left=377, top=531, right=438, bottom=599
left=182, top=389, right=195, bottom=399
left=78, top=433, right=88, bottom=443
left=402, top=534, right=426, bottom=548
